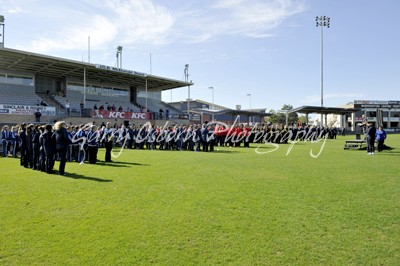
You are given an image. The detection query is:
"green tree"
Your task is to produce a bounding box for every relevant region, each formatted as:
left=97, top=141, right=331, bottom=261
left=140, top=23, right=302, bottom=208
left=267, top=104, right=299, bottom=125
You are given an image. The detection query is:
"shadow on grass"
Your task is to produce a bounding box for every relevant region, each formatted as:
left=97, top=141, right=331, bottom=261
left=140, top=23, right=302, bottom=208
left=65, top=173, right=113, bottom=182
left=96, top=161, right=150, bottom=167
left=375, top=150, right=400, bottom=156
left=213, top=149, right=242, bottom=154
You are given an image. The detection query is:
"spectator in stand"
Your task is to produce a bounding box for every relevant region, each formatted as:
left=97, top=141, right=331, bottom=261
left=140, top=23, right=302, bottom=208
left=53, top=121, right=71, bottom=176
left=165, top=109, right=169, bottom=120
left=376, top=125, right=387, bottom=152
left=65, top=100, right=70, bottom=116
left=80, top=101, right=85, bottom=117
left=159, top=108, right=164, bottom=119
left=34, top=109, right=42, bottom=122
left=118, top=106, right=123, bottom=112
left=1, top=125, right=10, bottom=157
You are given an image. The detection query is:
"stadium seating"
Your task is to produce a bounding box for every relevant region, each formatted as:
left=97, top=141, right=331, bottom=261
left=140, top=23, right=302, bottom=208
left=136, top=97, right=180, bottom=115
left=0, top=84, right=44, bottom=106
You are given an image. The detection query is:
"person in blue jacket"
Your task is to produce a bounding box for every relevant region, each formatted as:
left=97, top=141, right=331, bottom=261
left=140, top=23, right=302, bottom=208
left=375, top=125, right=387, bottom=152
left=1, top=125, right=10, bottom=157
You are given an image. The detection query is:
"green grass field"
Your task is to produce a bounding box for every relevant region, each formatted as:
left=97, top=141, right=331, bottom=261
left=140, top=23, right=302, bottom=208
left=1, top=135, right=400, bottom=265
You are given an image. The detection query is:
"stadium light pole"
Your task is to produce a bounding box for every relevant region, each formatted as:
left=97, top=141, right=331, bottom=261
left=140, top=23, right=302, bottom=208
left=209, top=86, right=214, bottom=120
left=145, top=74, right=148, bottom=112
left=316, top=15, right=330, bottom=126
left=184, top=64, right=190, bottom=113
left=246, top=93, right=251, bottom=123
left=116, top=46, right=123, bottom=68
left=0, top=15, right=5, bottom=48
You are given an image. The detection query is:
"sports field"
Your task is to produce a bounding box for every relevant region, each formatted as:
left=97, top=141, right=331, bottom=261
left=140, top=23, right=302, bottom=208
left=1, top=135, right=399, bottom=265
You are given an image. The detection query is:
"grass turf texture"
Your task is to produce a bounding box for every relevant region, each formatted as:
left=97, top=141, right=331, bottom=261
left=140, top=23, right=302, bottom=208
left=1, top=135, right=400, bottom=265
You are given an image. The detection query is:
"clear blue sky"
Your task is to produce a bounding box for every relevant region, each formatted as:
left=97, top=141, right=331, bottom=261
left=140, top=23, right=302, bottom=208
left=1, top=0, right=399, bottom=111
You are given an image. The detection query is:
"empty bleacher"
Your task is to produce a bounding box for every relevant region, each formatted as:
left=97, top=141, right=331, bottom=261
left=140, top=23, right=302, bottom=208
left=136, top=97, right=181, bottom=115
left=0, top=84, right=44, bottom=106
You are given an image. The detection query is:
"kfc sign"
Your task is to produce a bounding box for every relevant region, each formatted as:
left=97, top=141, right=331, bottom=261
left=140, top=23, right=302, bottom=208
left=93, top=110, right=151, bottom=120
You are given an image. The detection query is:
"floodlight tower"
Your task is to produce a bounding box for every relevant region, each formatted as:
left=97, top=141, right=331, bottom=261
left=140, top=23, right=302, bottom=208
left=316, top=15, right=330, bottom=126
left=0, top=15, right=5, bottom=48
left=116, top=46, right=123, bottom=68
left=184, top=64, right=190, bottom=113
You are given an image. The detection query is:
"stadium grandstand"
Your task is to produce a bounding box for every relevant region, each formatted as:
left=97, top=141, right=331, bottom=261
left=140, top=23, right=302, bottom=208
left=0, top=47, right=192, bottom=124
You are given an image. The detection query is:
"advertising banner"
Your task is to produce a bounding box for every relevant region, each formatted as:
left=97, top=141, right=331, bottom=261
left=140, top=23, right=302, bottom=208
left=0, top=104, right=56, bottom=115
left=92, top=110, right=152, bottom=120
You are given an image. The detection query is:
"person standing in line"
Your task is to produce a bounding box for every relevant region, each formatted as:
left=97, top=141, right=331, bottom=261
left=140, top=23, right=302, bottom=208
left=87, top=125, right=99, bottom=164
left=366, top=123, right=376, bottom=155
left=375, top=125, right=387, bottom=152
left=201, top=124, right=209, bottom=152
left=31, top=125, right=41, bottom=170
left=10, top=126, right=19, bottom=158
left=53, top=121, right=71, bottom=176
left=19, top=123, right=28, bottom=167
left=26, top=124, right=34, bottom=168
left=104, top=122, right=113, bottom=162
left=41, top=124, right=56, bottom=174
left=38, top=125, right=47, bottom=172
left=1, top=125, right=10, bottom=157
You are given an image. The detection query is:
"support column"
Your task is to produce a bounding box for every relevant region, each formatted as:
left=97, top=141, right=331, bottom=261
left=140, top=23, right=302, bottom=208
left=351, top=112, right=356, bottom=131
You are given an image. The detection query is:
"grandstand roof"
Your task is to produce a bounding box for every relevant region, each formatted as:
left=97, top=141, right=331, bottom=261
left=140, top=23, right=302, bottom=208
left=290, top=105, right=359, bottom=114
left=0, top=47, right=192, bottom=91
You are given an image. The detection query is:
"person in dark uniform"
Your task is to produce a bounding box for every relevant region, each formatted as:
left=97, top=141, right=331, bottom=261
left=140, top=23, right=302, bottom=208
left=53, top=121, right=71, bottom=175
left=201, top=124, right=209, bottom=152
left=26, top=124, right=34, bottom=169
left=41, top=124, right=56, bottom=174
left=104, top=122, right=113, bottom=162
left=208, top=125, right=215, bottom=152
left=366, top=123, right=376, bottom=155
left=38, top=125, right=47, bottom=171
left=80, top=101, right=85, bottom=117
left=34, top=109, right=42, bottom=122
left=18, top=123, right=28, bottom=167
left=87, top=125, right=99, bottom=164
left=31, top=125, right=41, bottom=170
left=194, top=125, right=201, bottom=152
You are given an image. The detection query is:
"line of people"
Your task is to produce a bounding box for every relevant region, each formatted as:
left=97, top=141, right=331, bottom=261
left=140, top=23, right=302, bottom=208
left=2, top=122, right=344, bottom=163
left=1, top=121, right=112, bottom=176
